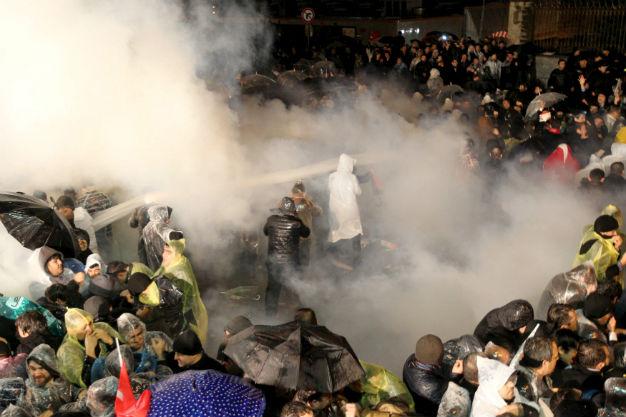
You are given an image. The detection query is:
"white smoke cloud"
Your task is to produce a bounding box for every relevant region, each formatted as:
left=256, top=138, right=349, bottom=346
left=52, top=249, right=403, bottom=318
left=0, top=0, right=606, bottom=376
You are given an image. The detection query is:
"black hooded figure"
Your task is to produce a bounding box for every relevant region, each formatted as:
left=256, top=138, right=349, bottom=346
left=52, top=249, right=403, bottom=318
left=473, top=299, right=535, bottom=352
left=263, top=197, right=310, bottom=317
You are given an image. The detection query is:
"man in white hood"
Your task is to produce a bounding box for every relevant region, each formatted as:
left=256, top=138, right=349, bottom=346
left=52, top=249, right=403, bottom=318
left=470, top=357, right=536, bottom=417
left=328, top=154, right=363, bottom=269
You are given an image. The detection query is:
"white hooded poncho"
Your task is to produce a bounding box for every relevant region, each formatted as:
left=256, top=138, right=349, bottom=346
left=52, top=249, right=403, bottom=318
left=328, top=154, right=362, bottom=243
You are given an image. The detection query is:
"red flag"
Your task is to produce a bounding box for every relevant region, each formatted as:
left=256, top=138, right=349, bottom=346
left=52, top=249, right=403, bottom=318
left=114, top=358, right=152, bottom=417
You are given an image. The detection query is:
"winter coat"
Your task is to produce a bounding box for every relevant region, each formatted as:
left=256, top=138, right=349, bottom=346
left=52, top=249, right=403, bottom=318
left=402, top=354, right=447, bottom=416
left=18, top=344, right=80, bottom=416
left=329, top=154, right=362, bottom=243
left=473, top=300, right=534, bottom=351
left=263, top=214, right=310, bottom=265
left=154, top=239, right=208, bottom=343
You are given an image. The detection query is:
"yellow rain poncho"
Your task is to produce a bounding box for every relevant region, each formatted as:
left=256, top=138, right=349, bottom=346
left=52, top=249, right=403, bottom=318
left=572, top=230, right=619, bottom=282
left=359, top=361, right=415, bottom=412
left=57, top=309, right=120, bottom=388
left=573, top=205, right=623, bottom=283
left=154, top=239, right=208, bottom=343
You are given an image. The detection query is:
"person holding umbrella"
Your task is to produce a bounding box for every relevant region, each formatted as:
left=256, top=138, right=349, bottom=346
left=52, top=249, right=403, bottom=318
left=263, top=197, right=310, bottom=317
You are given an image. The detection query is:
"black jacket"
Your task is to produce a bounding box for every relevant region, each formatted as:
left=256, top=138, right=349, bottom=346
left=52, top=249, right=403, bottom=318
left=263, top=214, right=310, bottom=265
left=473, top=300, right=534, bottom=351
left=402, top=354, right=448, bottom=416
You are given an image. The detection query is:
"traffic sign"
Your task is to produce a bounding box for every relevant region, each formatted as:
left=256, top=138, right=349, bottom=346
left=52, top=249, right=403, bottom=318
left=301, top=8, right=315, bottom=23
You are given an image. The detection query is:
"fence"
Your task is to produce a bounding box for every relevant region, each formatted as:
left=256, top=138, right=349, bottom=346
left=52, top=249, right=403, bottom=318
left=532, top=0, right=626, bottom=52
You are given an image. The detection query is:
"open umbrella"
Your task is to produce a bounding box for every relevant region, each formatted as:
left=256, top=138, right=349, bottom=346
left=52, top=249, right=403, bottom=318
left=0, top=192, right=78, bottom=258
left=240, top=74, right=277, bottom=95
left=437, top=84, right=464, bottom=101
left=525, top=93, right=567, bottom=119
left=224, top=321, right=364, bottom=393
left=147, top=370, right=265, bottom=417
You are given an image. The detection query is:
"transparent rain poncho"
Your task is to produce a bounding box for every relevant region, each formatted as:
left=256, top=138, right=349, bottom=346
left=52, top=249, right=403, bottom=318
left=19, top=344, right=80, bottom=416
left=359, top=361, right=415, bottom=412
left=0, top=378, right=25, bottom=411
left=328, top=154, right=363, bottom=243
left=437, top=382, right=471, bottom=417
left=117, top=313, right=172, bottom=377
left=442, top=335, right=484, bottom=379
left=57, top=308, right=120, bottom=388
left=613, top=342, right=626, bottom=368
left=598, top=377, right=626, bottom=417
left=142, top=206, right=177, bottom=271
left=0, top=296, right=64, bottom=337
left=538, top=263, right=597, bottom=318
left=154, top=239, right=208, bottom=343
left=86, top=376, right=118, bottom=417
left=104, top=347, right=151, bottom=397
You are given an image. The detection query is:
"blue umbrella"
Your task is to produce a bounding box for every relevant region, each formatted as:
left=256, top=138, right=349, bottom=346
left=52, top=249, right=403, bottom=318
left=147, top=370, right=265, bottom=417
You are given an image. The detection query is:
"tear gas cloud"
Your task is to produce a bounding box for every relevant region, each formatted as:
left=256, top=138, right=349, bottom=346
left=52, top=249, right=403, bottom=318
left=0, top=0, right=602, bottom=373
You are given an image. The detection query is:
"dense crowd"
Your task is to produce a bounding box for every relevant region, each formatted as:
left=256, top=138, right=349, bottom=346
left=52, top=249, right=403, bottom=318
left=2, top=33, right=626, bottom=417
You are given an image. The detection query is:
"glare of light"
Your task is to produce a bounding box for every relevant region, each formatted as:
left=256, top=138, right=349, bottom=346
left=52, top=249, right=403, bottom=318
left=441, top=35, right=448, bottom=40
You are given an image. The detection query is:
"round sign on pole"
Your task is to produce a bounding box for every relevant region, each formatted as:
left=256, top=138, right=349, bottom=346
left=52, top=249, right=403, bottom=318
left=301, top=8, right=315, bottom=23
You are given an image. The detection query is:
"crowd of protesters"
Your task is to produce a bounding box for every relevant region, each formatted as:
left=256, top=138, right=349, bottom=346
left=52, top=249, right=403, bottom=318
left=2, top=33, right=626, bottom=417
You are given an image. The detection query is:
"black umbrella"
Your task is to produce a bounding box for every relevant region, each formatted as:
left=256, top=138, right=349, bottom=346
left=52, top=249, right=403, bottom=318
left=0, top=192, right=78, bottom=258
left=224, top=321, right=364, bottom=393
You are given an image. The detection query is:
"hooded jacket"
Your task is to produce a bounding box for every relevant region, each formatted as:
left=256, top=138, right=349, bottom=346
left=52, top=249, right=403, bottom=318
left=470, top=357, right=515, bottom=417
left=18, top=344, right=80, bottom=416
left=473, top=300, right=534, bottom=351
left=329, top=154, right=363, bottom=243
left=38, top=246, right=76, bottom=286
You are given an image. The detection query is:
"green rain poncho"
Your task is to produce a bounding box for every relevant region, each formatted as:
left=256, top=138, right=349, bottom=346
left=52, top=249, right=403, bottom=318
left=359, top=361, right=415, bottom=412
left=0, top=296, right=64, bottom=337
left=57, top=309, right=120, bottom=388
left=154, top=239, right=208, bottom=343
left=573, top=205, right=623, bottom=282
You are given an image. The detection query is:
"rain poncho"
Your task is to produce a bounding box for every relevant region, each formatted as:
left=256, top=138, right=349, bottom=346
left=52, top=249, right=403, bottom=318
left=470, top=357, right=516, bottom=417
left=328, top=154, right=362, bottom=243
left=0, top=378, right=25, bottom=411
left=86, top=376, right=118, bottom=417
left=0, top=296, right=63, bottom=337
left=104, top=347, right=151, bottom=396
left=142, top=206, right=178, bottom=271
left=598, top=377, right=626, bottom=417
left=57, top=309, right=120, bottom=388
left=360, top=361, right=415, bottom=412
left=147, top=370, right=266, bottom=417
left=438, top=382, right=471, bottom=417
left=154, top=238, right=208, bottom=343
left=117, top=313, right=172, bottom=377
left=74, top=206, right=98, bottom=252
left=442, top=335, right=484, bottom=378
left=537, top=263, right=597, bottom=317
left=18, top=344, right=80, bottom=416
left=572, top=226, right=619, bottom=282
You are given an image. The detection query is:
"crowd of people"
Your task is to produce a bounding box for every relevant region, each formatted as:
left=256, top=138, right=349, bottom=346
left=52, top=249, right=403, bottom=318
left=2, top=32, right=626, bottom=417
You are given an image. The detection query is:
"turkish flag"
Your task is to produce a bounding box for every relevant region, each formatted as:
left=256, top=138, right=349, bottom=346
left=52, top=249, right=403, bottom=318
left=114, top=359, right=152, bottom=417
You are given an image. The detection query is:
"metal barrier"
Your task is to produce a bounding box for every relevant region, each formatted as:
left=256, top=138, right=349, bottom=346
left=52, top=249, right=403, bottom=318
left=532, top=0, right=626, bottom=52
